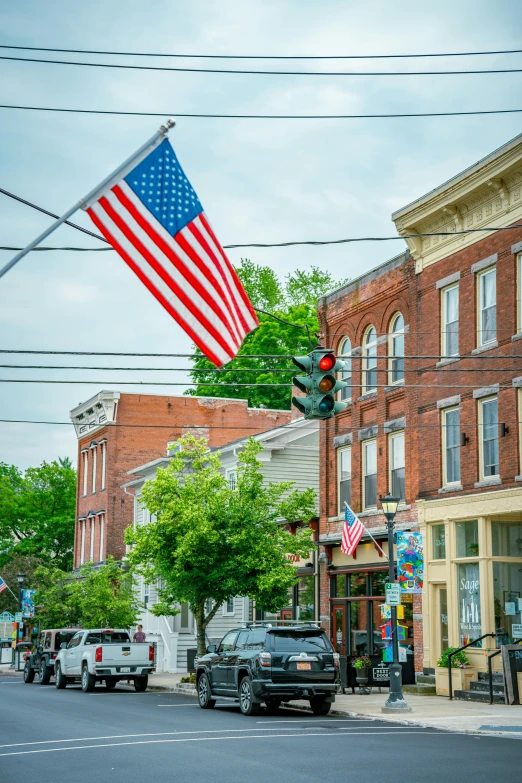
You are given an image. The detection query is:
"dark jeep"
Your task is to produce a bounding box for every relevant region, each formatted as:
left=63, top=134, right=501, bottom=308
left=24, top=629, right=77, bottom=684
left=196, top=623, right=340, bottom=716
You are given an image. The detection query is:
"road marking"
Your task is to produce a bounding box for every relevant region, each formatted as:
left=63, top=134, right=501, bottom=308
left=256, top=719, right=375, bottom=724
left=0, top=681, right=23, bottom=684
left=156, top=704, right=200, bottom=707
left=0, top=730, right=452, bottom=758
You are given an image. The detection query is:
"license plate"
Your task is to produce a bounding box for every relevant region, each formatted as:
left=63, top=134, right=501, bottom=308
left=296, top=662, right=311, bottom=670
left=120, top=667, right=131, bottom=673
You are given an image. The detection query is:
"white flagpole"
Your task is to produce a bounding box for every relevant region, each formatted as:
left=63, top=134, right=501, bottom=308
left=344, top=502, right=389, bottom=560
left=0, top=120, right=174, bottom=281
left=1, top=579, right=18, bottom=602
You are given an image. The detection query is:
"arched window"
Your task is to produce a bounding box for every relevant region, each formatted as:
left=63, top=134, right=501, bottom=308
left=338, top=337, right=352, bottom=401
left=364, top=326, right=378, bottom=392
left=389, top=313, right=405, bottom=384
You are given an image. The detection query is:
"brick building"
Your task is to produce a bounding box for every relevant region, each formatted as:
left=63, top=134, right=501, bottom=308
left=70, top=391, right=293, bottom=569
left=392, top=132, right=522, bottom=679
left=316, top=251, right=423, bottom=681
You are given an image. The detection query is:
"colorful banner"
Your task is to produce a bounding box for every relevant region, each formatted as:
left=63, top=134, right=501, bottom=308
left=396, top=532, right=423, bottom=594
left=21, top=589, right=35, bottom=618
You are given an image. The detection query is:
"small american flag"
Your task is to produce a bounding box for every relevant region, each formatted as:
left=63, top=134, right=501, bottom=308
left=341, top=504, right=365, bottom=556
left=0, top=576, right=7, bottom=594
left=86, top=138, right=258, bottom=367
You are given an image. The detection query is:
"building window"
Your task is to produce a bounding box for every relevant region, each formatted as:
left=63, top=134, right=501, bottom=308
left=363, top=326, right=378, bottom=392
left=91, top=446, right=97, bottom=494
left=432, top=524, right=446, bottom=560
left=205, top=598, right=214, bottom=615
left=362, top=439, right=377, bottom=510
left=227, top=469, right=237, bottom=491
left=180, top=603, right=190, bottom=629
left=442, top=407, right=461, bottom=485
left=89, top=518, right=95, bottom=562
left=477, top=267, right=496, bottom=346
left=442, top=284, right=459, bottom=357
left=494, top=561, right=522, bottom=644
left=101, top=441, right=106, bottom=490
left=517, top=253, right=522, bottom=334
left=389, top=313, right=405, bottom=384
left=338, top=447, right=352, bottom=514
left=143, top=582, right=150, bottom=608
left=457, top=562, right=482, bottom=646
left=82, top=451, right=88, bottom=497
left=492, top=520, right=522, bottom=556
left=99, top=514, right=104, bottom=562
left=80, top=520, right=86, bottom=565
left=222, top=597, right=235, bottom=616
left=456, top=520, right=479, bottom=558
left=389, top=431, right=405, bottom=501
left=338, top=336, right=352, bottom=400
left=479, top=397, right=499, bottom=478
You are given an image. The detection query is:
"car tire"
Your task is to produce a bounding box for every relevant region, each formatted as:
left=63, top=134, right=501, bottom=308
left=310, top=697, right=331, bottom=716
left=81, top=664, right=96, bottom=693
left=239, top=676, right=261, bottom=716
left=264, top=699, right=281, bottom=714
left=134, top=676, right=148, bottom=692
left=105, top=678, right=117, bottom=690
left=55, top=662, right=67, bottom=689
left=197, top=673, right=216, bottom=709
left=39, top=660, right=51, bottom=685
left=23, top=662, right=35, bottom=684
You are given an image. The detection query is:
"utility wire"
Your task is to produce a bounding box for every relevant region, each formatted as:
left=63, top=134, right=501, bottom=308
left=0, top=379, right=517, bottom=389
left=3, top=54, right=522, bottom=76
left=1, top=364, right=521, bottom=373
left=1, top=350, right=521, bottom=360
left=2, top=103, right=522, bottom=120
left=2, top=43, right=522, bottom=60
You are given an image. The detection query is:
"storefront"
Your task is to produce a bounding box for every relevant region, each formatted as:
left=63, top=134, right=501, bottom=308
left=255, top=552, right=316, bottom=624
left=418, top=488, right=522, bottom=673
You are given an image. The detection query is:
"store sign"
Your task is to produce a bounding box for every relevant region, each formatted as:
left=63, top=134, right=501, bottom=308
left=512, top=624, right=522, bottom=639
left=373, top=665, right=390, bottom=681
left=14, top=612, right=22, bottom=623
left=458, top=563, right=481, bottom=645
left=396, top=532, right=423, bottom=594
left=385, top=583, right=401, bottom=606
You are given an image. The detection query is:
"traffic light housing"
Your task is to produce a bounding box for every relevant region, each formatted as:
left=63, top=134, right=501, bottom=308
left=292, top=348, right=348, bottom=419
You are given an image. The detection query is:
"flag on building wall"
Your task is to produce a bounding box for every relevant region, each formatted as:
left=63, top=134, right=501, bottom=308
left=341, top=504, right=365, bottom=556
left=0, top=577, right=7, bottom=594
left=85, top=138, right=259, bottom=367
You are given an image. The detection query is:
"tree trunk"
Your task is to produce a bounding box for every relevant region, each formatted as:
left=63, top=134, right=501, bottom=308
left=194, top=603, right=207, bottom=656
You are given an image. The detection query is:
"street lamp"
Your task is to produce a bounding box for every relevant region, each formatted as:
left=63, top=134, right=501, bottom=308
left=380, top=494, right=411, bottom=714
left=13, top=573, right=25, bottom=665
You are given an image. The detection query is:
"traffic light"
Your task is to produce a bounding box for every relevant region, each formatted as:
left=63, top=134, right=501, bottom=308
left=292, top=348, right=348, bottom=419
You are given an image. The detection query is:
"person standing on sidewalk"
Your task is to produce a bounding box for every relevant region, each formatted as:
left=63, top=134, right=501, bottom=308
left=133, top=625, right=146, bottom=643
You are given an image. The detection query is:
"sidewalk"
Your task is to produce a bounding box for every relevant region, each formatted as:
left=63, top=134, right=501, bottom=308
left=147, top=672, right=522, bottom=738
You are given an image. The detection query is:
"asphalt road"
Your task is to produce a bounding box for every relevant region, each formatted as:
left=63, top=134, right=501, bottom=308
left=0, top=675, right=520, bottom=783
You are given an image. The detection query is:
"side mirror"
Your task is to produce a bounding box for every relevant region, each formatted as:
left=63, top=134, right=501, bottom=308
left=60, top=642, right=68, bottom=649
left=207, top=644, right=217, bottom=654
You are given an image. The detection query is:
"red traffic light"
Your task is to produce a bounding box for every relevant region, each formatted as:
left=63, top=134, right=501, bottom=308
left=318, top=353, right=336, bottom=371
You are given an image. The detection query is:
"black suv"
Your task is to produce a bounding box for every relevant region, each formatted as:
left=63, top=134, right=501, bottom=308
left=196, top=623, right=340, bottom=716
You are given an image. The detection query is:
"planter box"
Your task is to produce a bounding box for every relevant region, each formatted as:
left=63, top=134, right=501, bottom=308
left=435, top=666, right=477, bottom=696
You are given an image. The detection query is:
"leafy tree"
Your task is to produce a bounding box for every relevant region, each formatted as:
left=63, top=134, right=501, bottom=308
left=0, top=554, right=42, bottom=615
left=125, top=434, right=316, bottom=654
left=33, top=557, right=141, bottom=630
left=0, top=458, right=76, bottom=570
left=186, top=261, right=346, bottom=409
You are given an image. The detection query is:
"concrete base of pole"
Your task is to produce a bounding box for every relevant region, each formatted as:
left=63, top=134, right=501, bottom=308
left=382, top=701, right=413, bottom=714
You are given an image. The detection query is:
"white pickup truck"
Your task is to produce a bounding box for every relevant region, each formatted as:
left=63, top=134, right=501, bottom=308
left=55, top=629, right=155, bottom=692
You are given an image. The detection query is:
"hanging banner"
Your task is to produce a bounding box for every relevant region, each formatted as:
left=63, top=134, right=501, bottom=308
left=396, top=532, right=423, bottom=594
left=21, top=589, right=35, bottom=618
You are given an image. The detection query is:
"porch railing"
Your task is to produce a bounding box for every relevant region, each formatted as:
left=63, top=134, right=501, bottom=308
left=448, top=633, right=496, bottom=700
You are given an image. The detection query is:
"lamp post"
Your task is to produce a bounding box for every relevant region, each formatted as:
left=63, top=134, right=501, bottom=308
left=14, top=572, right=25, bottom=665
left=380, top=494, right=411, bottom=713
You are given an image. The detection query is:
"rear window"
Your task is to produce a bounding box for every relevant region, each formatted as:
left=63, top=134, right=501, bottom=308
left=84, top=632, right=131, bottom=645
left=55, top=632, right=75, bottom=650
left=269, top=632, right=332, bottom=653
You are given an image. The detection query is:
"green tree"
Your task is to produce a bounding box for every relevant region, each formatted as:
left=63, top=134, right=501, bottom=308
left=186, top=261, right=346, bottom=409
left=0, top=554, right=42, bottom=616
left=33, top=557, right=141, bottom=630
left=0, top=458, right=76, bottom=570
left=125, top=434, right=316, bottom=654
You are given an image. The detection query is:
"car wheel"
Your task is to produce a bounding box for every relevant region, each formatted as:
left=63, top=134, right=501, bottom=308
left=264, top=699, right=281, bottom=714
left=39, top=660, right=51, bottom=685
left=23, top=662, right=35, bottom=684
left=55, top=662, right=67, bottom=689
left=310, top=697, right=331, bottom=716
left=105, top=678, right=117, bottom=690
left=81, top=664, right=96, bottom=693
left=134, top=676, right=148, bottom=692
left=197, top=673, right=215, bottom=709
left=239, top=676, right=261, bottom=716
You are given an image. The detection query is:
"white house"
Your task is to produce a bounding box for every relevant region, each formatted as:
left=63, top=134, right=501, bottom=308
left=122, top=418, right=319, bottom=673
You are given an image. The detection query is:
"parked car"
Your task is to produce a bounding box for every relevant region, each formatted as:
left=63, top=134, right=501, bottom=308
left=196, top=623, right=340, bottom=716
left=54, top=629, right=155, bottom=692
left=24, top=629, right=77, bottom=684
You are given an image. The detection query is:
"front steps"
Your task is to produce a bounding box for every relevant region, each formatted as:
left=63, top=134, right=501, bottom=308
left=454, top=671, right=505, bottom=704
left=404, top=673, right=436, bottom=696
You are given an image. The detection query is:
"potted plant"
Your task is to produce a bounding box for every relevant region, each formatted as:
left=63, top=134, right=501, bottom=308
left=351, top=655, right=372, bottom=694
left=435, top=647, right=476, bottom=696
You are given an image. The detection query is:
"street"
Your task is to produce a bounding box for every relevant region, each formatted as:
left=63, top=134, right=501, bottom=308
left=1, top=675, right=520, bottom=783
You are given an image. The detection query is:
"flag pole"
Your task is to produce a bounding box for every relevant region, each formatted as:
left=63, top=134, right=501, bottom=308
left=0, top=578, right=18, bottom=602
left=0, top=120, right=175, bottom=281
left=344, top=502, right=389, bottom=560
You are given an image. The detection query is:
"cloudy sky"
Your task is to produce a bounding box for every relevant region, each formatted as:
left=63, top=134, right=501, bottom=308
left=1, top=0, right=522, bottom=469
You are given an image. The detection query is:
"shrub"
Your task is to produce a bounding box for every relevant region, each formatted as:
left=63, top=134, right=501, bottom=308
left=351, top=655, right=372, bottom=669
left=436, top=647, right=470, bottom=669
left=179, top=673, right=196, bottom=684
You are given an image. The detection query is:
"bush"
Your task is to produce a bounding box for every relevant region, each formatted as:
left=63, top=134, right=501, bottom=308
left=436, top=647, right=470, bottom=669
left=351, top=655, right=372, bottom=669
left=179, top=673, right=196, bottom=684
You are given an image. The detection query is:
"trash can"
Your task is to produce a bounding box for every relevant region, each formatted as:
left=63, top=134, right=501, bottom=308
left=187, top=648, right=198, bottom=673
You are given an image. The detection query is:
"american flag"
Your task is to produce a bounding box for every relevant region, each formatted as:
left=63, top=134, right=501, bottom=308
left=86, top=138, right=258, bottom=367
left=341, top=504, right=365, bottom=556
left=0, top=576, right=7, bottom=594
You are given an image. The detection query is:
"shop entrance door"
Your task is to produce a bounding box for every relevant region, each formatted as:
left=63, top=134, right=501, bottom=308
left=435, top=585, right=449, bottom=659
left=331, top=604, right=346, bottom=655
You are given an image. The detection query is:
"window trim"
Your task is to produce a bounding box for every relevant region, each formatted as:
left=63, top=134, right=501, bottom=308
left=388, top=313, right=405, bottom=385
left=476, top=266, right=496, bottom=347
left=441, top=283, right=459, bottom=358
left=82, top=450, right=88, bottom=497
left=388, top=430, right=405, bottom=500
left=89, top=518, right=95, bottom=562
left=442, top=406, right=461, bottom=487
left=478, top=395, right=499, bottom=481
left=363, top=325, right=378, bottom=394
left=99, top=513, right=104, bottom=562
left=80, top=519, right=86, bottom=565
left=91, top=445, right=97, bottom=494
left=222, top=597, right=236, bottom=616
left=337, top=445, right=352, bottom=515
left=100, top=441, right=106, bottom=490
left=226, top=468, right=237, bottom=491
left=337, top=336, right=352, bottom=402
left=362, top=438, right=377, bottom=511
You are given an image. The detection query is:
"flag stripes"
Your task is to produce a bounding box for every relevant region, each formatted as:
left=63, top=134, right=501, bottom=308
left=341, top=504, right=365, bottom=556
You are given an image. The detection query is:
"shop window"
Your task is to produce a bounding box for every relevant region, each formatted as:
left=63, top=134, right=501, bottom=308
left=389, top=313, right=405, bottom=384
left=362, top=439, right=377, bottom=510
left=493, top=561, right=522, bottom=644
left=477, top=266, right=496, bottom=346
left=479, top=397, right=499, bottom=478
left=389, top=431, right=405, bottom=501
left=441, top=284, right=459, bottom=357
left=457, top=562, right=482, bottom=646
left=432, top=524, right=446, bottom=560
left=363, top=326, right=378, bottom=393
left=349, top=572, right=368, bottom=597
left=371, top=571, right=387, bottom=596
left=492, top=520, right=522, bottom=557
left=296, top=574, right=314, bottom=621
left=456, top=520, right=479, bottom=558
left=338, top=447, right=352, bottom=514
left=338, top=336, right=352, bottom=401
left=442, top=407, right=460, bottom=486
left=333, top=574, right=346, bottom=597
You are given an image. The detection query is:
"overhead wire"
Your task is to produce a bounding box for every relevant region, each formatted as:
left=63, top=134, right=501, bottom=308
left=0, top=364, right=521, bottom=373
left=0, top=379, right=517, bottom=389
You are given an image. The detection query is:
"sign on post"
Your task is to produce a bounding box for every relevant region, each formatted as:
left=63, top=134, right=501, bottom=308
left=14, top=612, right=22, bottom=623
left=385, top=583, right=401, bottom=606
left=512, top=624, right=522, bottom=639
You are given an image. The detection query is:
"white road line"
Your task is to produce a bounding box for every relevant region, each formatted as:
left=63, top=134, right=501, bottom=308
left=0, top=731, right=450, bottom=758
left=156, top=704, right=200, bottom=707
left=256, top=719, right=375, bottom=724
left=0, top=681, right=23, bottom=684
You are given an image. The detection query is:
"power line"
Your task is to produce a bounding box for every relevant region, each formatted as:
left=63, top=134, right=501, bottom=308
left=3, top=53, right=522, bottom=77
left=2, top=43, right=522, bottom=60
left=1, top=364, right=521, bottom=373
left=2, top=103, right=522, bottom=121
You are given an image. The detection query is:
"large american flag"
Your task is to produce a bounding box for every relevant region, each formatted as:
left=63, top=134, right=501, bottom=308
left=341, top=504, right=365, bottom=556
left=0, top=576, right=7, bottom=594
left=86, top=138, right=258, bottom=367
